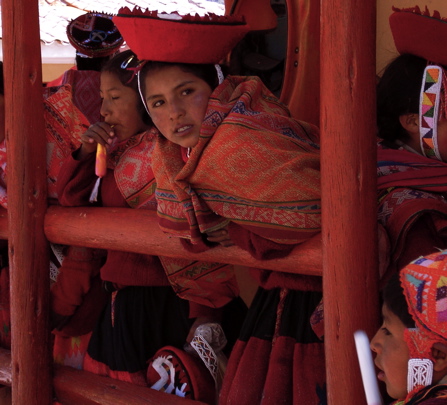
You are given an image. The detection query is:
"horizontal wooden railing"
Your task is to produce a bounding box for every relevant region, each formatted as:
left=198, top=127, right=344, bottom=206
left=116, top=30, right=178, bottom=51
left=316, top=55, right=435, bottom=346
left=43, top=206, right=323, bottom=276
left=0, top=205, right=322, bottom=403
left=0, top=206, right=323, bottom=276
left=0, top=348, right=207, bottom=404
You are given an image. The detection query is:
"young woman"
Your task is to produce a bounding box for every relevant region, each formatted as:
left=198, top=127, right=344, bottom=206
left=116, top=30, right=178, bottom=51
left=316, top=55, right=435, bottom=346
left=114, top=8, right=325, bottom=404
left=55, top=49, right=246, bottom=389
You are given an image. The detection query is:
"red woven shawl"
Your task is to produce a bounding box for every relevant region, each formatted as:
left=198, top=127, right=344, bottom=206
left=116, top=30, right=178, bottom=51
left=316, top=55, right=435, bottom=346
left=152, top=75, right=321, bottom=246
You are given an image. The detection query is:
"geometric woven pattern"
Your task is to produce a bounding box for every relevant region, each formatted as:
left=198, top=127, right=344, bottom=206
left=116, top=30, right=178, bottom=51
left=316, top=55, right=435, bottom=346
left=401, top=249, right=447, bottom=360
left=419, top=65, right=443, bottom=160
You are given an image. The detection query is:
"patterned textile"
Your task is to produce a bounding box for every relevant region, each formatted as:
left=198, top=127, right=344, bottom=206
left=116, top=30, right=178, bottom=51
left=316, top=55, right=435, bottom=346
left=58, top=69, right=102, bottom=125
left=399, top=384, right=447, bottom=404
left=44, top=84, right=89, bottom=201
left=53, top=333, right=92, bottom=370
left=152, top=75, right=321, bottom=245
left=0, top=83, right=89, bottom=207
left=108, top=131, right=239, bottom=307
left=377, top=143, right=447, bottom=280
left=419, top=66, right=445, bottom=160
left=401, top=251, right=447, bottom=361
left=397, top=250, right=447, bottom=402
left=110, top=130, right=157, bottom=210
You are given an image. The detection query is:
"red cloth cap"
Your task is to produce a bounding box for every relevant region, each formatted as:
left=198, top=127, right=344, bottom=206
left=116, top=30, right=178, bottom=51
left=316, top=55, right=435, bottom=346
left=390, top=6, right=447, bottom=66
left=67, top=12, right=124, bottom=58
left=113, top=7, right=250, bottom=64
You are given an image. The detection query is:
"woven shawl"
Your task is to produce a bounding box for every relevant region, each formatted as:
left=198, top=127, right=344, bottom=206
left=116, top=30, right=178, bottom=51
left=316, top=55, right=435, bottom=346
left=110, top=130, right=238, bottom=308
left=377, top=143, right=447, bottom=279
left=152, top=75, right=321, bottom=246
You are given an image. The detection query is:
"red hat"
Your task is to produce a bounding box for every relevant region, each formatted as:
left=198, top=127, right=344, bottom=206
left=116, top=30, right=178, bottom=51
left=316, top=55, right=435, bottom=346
left=67, top=12, right=124, bottom=58
left=147, top=346, right=215, bottom=403
left=390, top=6, right=447, bottom=66
left=113, top=7, right=250, bottom=64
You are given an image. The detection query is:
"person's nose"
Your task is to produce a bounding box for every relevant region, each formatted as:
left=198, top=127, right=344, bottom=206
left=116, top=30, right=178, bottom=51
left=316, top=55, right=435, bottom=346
left=169, top=100, right=185, bottom=120
left=370, top=330, right=381, bottom=353
left=100, top=99, right=111, bottom=119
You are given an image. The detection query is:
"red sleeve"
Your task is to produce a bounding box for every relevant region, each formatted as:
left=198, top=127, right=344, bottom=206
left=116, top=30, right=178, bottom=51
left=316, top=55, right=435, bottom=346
left=57, top=149, right=97, bottom=207
left=51, top=246, right=105, bottom=317
left=228, top=222, right=296, bottom=260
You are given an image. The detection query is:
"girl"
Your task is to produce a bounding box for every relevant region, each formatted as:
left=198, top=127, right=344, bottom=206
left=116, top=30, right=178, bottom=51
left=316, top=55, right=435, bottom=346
left=371, top=250, right=447, bottom=404
left=55, top=49, right=246, bottom=389
left=114, top=8, right=325, bottom=405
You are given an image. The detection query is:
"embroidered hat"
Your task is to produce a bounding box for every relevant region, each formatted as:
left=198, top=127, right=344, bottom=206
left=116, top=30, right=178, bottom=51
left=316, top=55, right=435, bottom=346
left=390, top=6, right=447, bottom=67
left=400, top=250, right=447, bottom=394
left=67, top=12, right=124, bottom=58
left=400, top=250, right=447, bottom=358
left=113, top=7, right=250, bottom=63
left=147, top=346, right=215, bottom=403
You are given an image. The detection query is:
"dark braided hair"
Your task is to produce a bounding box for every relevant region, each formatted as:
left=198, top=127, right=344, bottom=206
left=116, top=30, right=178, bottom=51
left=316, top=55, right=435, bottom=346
left=377, top=54, right=428, bottom=146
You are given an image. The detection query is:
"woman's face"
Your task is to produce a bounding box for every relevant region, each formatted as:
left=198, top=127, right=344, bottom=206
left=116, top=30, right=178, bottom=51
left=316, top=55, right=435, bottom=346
left=370, top=304, right=410, bottom=400
left=100, top=71, right=148, bottom=142
left=143, top=65, right=213, bottom=148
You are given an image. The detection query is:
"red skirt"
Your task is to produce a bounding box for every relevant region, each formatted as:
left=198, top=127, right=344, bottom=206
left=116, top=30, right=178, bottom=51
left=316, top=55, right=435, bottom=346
left=220, top=287, right=326, bottom=405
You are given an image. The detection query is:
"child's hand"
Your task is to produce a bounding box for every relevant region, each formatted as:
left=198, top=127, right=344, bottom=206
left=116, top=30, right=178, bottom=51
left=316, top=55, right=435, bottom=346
left=206, top=225, right=234, bottom=247
left=78, top=122, right=115, bottom=159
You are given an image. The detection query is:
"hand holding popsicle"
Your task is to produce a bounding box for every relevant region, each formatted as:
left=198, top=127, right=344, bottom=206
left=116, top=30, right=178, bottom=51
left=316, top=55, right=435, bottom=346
left=77, top=122, right=115, bottom=160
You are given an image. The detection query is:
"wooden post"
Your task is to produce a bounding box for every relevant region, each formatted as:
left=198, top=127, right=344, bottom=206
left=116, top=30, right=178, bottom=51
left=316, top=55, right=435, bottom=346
left=1, top=0, right=52, bottom=403
left=320, top=0, right=379, bottom=404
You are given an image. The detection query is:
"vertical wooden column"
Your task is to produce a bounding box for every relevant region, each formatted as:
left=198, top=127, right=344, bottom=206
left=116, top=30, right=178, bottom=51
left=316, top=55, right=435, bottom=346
left=1, top=0, right=52, bottom=403
left=281, top=0, right=320, bottom=126
left=320, top=0, right=379, bottom=404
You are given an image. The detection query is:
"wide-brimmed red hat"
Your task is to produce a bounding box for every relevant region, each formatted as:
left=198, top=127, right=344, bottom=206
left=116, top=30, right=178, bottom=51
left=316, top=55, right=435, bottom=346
left=390, top=6, right=447, bottom=66
left=113, top=7, right=250, bottom=64
left=67, top=12, right=124, bottom=58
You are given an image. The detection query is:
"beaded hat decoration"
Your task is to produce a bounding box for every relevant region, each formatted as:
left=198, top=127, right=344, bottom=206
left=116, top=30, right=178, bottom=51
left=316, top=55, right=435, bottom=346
left=113, top=7, right=250, bottom=64
left=67, top=12, right=124, bottom=58
left=400, top=250, right=447, bottom=394
left=390, top=6, right=447, bottom=161
left=419, top=65, right=447, bottom=161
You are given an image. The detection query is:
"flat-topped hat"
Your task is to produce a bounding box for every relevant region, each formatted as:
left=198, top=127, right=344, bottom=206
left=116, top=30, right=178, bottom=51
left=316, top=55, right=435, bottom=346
left=390, top=6, right=447, bottom=66
left=113, top=7, right=250, bottom=64
left=67, top=12, right=124, bottom=58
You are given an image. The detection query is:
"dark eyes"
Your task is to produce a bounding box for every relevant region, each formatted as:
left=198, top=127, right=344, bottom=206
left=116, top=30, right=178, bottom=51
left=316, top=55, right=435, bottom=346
left=152, top=100, right=164, bottom=108
left=381, top=327, right=391, bottom=336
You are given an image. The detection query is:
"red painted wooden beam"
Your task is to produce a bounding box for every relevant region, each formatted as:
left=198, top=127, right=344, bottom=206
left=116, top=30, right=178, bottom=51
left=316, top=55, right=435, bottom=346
left=53, top=365, right=208, bottom=405
left=44, top=206, right=323, bottom=276
left=320, top=0, right=380, bottom=404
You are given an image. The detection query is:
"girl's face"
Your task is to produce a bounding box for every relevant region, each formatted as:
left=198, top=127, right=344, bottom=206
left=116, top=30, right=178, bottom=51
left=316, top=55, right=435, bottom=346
left=100, top=71, right=148, bottom=142
left=370, top=304, right=410, bottom=400
left=143, top=65, right=213, bottom=149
